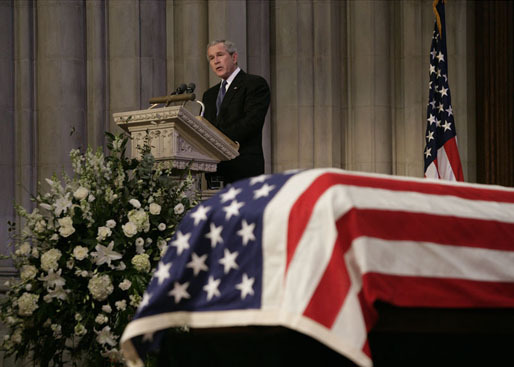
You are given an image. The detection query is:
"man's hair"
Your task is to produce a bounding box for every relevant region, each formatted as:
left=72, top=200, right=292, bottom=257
left=206, top=40, right=238, bottom=56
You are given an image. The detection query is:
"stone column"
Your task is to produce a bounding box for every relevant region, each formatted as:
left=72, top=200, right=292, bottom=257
left=345, top=0, right=394, bottom=174
left=108, top=0, right=140, bottom=133
left=271, top=0, right=344, bottom=173
left=140, top=0, right=167, bottom=107
left=171, top=0, right=209, bottom=96
left=248, top=0, right=272, bottom=173
left=391, top=1, right=425, bottom=177
left=36, top=0, right=86, bottom=182
left=0, top=0, right=15, bottom=270
left=86, top=0, right=108, bottom=149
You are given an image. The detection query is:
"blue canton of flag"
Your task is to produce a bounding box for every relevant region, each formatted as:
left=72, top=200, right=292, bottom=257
left=424, top=0, right=463, bottom=181
left=125, top=171, right=298, bottom=362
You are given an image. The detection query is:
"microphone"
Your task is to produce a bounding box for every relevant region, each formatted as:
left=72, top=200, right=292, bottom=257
left=171, top=83, right=187, bottom=95
left=186, top=82, right=196, bottom=93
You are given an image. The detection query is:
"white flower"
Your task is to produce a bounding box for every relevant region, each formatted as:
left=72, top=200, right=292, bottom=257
left=96, top=226, right=112, bottom=241
left=129, top=199, right=141, bottom=209
left=58, top=216, right=75, bottom=238
left=158, top=223, right=166, bottom=231
left=88, top=194, right=95, bottom=202
left=25, top=284, right=32, bottom=291
left=102, top=304, right=112, bottom=314
left=66, top=258, right=75, bottom=269
left=41, top=249, right=62, bottom=272
left=31, top=247, right=39, bottom=258
left=75, top=313, right=83, bottom=321
left=73, top=246, right=89, bottom=261
left=105, top=219, right=116, bottom=228
left=88, top=275, right=114, bottom=301
left=40, top=202, right=52, bottom=211
left=54, top=193, right=72, bottom=216
left=74, top=323, right=87, bottom=336
left=17, top=293, right=39, bottom=316
left=115, top=299, right=127, bottom=311
left=19, top=242, right=31, bottom=256
left=101, top=348, right=122, bottom=363
left=20, top=265, right=38, bottom=281
left=127, top=209, right=150, bottom=232
left=122, top=221, right=138, bottom=237
left=131, top=254, right=151, bottom=272
left=11, top=329, right=22, bottom=344
left=34, top=219, right=47, bottom=234
left=95, top=326, right=117, bottom=347
left=149, top=203, right=161, bottom=215
left=46, top=285, right=69, bottom=301
left=119, top=279, right=132, bottom=291
left=73, top=187, right=89, bottom=201
left=51, top=324, right=62, bottom=338
left=38, top=269, right=66, bottom=289
left=91, top=242, right=122, bottom=267
left=174, top=203, right=185, bottom=215
left=95, top=314, right=108, bottom=325
left=135, top=237, right=144, bottom=247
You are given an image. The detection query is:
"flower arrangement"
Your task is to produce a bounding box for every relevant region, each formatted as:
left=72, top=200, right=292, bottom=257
left=1, top=133, right=198, bottom=366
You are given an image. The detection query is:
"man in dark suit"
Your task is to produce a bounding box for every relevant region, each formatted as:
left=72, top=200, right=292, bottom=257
left=202, top=40, right=270, bottom=185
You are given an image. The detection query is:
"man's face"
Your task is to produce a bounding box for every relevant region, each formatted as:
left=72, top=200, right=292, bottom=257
left=207, top=43, right=238, bottom=80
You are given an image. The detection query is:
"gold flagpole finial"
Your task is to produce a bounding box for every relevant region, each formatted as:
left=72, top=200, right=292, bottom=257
left=432, top=0, right=444, bottom=37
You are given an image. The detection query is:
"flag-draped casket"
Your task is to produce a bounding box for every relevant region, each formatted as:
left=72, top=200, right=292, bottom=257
left=121, top=169, right=514, bottom=367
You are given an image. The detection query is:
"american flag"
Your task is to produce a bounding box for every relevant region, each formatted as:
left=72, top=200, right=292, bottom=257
left=121, top=168, right=514, bottom=367
left=424, top=0, right=464, bottom=181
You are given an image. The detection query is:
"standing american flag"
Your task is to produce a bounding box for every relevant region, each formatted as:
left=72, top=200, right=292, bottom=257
left=121, top=168, right=514, bottom=367
left=424, top=0, right=464, bottom=181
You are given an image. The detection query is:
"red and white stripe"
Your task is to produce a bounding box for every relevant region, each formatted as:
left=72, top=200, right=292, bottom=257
left=262, top=169, right=514, bottom=366
left=425, top=136, right=464, bottom=181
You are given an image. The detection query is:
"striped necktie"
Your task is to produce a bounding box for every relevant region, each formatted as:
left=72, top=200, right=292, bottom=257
left=216, top=80, right=227, bottom=116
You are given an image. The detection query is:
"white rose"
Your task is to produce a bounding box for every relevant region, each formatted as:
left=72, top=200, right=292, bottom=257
left=106, top=220, right=116, bottom=229
left=135, top=237, right=144, bottom=247
left=19, top=242, right=31, bottom=256
left=122, top=222, right=138, bottom=238
left=58, top=216, right=75, bottom=238
left=95, top=314, right=108, bottom=324
left=73, top=246, right=89, bottom=261
left=96, top=226, right=112, bottom=241
left=174, top=203, right=185, bottom=215
left=88, top=194, right=95, bottom=202
left=34, top=219, right=47, bottom=234
left=131, top=254, right=150, bottom=272
left=20, top=265, right=38, bottom=281
left=119, top=279, right=132, bottom=291
left=127, top=209, right=150, bottom=232
left=102, top=304, right=112, bottom=313
left=115, top=299, right=127, bottom=311
left=129, top=199, right=141, bottom=209
left=17, top=293, right=39, bottom=316
left=149, top=203, right=161, bottom=215
left=73, top=187, right=89, bottom=201
left=88, top=275, right=114, bottom=301
left=41, top=248, right=62, bottom=272
left=158, top=223, right=166, bottom=231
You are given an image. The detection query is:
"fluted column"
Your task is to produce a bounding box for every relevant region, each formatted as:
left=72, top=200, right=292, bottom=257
left=345, top=0, right=394, bottom=174
left=248, top=0, right=271, bottom=173
left=36, top=0, right=86, bottom=183
left=171, top=0, right=209, bottom=95
left=108, top=0, right=140, bottom=133
left=392, top=1, right=425, bottom=177
left=0, top=0, right=15, bottom=270
left=86, top=0, right=108, bottom=149
left=271, top=0, right=344, bottom=173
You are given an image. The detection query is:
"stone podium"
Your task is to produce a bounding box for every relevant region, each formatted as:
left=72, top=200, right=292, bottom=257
left=113, top=105, right=239, bottom=197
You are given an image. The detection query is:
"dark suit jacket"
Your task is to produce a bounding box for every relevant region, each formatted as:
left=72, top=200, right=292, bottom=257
left=202, top=70, right=270, bottom=184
